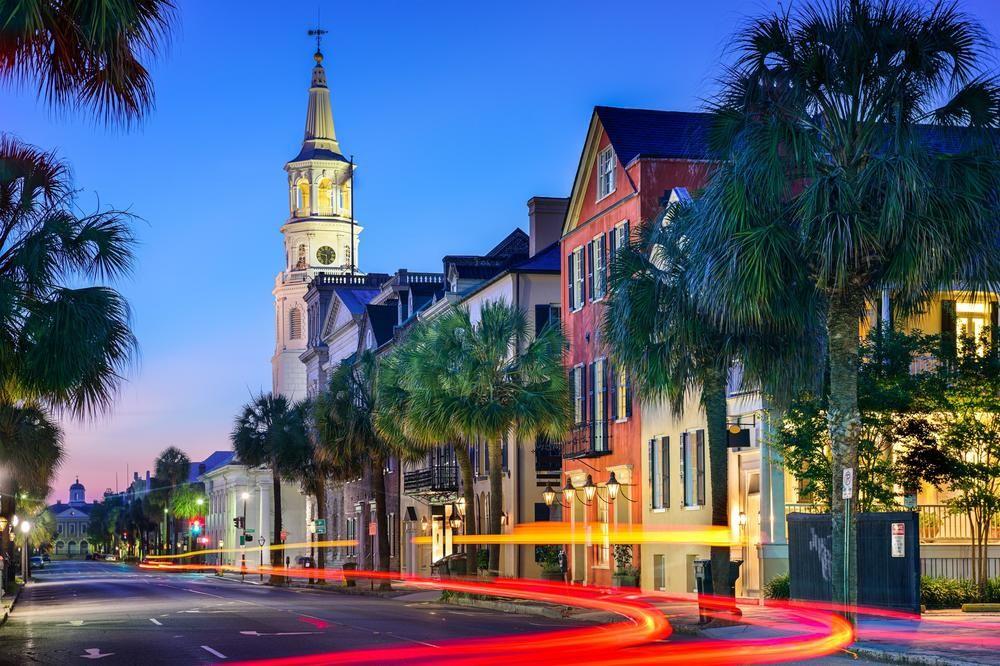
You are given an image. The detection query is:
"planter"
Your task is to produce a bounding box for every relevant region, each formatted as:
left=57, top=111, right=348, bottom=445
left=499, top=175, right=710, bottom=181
left=612, top=573, right=639, bottom=588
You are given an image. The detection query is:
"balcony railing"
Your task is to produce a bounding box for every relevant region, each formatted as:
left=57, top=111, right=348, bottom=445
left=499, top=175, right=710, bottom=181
left=562, top=421, right=612, bottom=459
left=784, top=503, right=1000, bottom=543
left=404, top=465, right=459, bottom=498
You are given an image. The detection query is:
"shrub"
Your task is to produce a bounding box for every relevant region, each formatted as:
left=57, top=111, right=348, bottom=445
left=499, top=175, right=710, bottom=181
left=920, top=576, right=979, bottom=609
left=984, top=577, right=1000, bottom=603
left=764, top=573, right=790, bottom=599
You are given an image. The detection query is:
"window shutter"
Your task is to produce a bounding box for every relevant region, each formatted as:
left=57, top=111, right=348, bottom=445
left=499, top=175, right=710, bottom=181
left=567, top=253, right=575, bottom=311
left=623, top=220, right=630, bottom=247
left=535, top=304, right=551, bottom=336
left=580, top=366, right=587, bottom=426
left=696, top=429, right=706, bottom=506
left=941, top=300, right=957, bottom=361
left=609, top=364, right=619, bottom=421
left=600, top=234, right=608, bottom=297
left=661, top=436, right=670, bottom=509
left=648, top=439, right=656, bottom=509
left=568, top=368, right=576, bottom=423
left=679, top=432, right=687, bottom=506
left=502, top=438, right=508, bottom=472
left=586, top=241, right=594, bottom=302
left=624, top=371, right=633, bottom=418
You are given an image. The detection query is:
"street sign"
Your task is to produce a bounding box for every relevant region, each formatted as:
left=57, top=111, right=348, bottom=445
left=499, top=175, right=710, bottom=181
left=244, top=528, right=255, bottom=535
left=315, top=519, right=326, bottom=535
left=258, top=537, right=266, bottom=547
left=891, top=522, right=905, bottom=558
left=842, top=468, right=854, bottom=500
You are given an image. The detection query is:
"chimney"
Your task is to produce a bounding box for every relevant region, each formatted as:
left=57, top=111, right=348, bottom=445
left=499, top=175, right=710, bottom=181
left=133, top=471, right=139, bottom=481
left=527, top=196, right=569, bottom=257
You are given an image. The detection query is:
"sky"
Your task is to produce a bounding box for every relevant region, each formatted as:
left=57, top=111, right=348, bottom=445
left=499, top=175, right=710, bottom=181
left=4, top=0, right=1000, bottom=503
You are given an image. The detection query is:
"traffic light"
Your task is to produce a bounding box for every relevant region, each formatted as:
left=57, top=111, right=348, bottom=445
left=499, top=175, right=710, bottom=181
left=190, top=519, right=202, bottom=535
left=233, top=516, right=245, bottom=529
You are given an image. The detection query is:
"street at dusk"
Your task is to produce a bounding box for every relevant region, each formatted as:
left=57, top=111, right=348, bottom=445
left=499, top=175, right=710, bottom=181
left=3, top=0, right=1000, bottom=664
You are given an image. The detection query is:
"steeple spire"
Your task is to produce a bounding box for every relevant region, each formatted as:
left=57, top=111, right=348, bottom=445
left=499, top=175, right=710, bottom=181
left=290, top=31, right=343, bottom=164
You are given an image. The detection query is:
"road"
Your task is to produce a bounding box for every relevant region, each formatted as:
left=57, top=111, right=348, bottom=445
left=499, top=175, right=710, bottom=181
left=0, top=560, right=878, bottom=665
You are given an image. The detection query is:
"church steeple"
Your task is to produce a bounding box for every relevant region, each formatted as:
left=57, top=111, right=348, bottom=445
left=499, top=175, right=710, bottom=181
left=290, top=44, right=345, bottom=164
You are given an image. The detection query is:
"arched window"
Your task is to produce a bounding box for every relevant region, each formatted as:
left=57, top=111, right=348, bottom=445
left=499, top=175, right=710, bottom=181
left=289, top=307, right=303, bottom=340
left=295, top=179, right=310, bottom=215
left=317, top=178, right=334, bottom=215
left=295, top=244, right=307, bottom=270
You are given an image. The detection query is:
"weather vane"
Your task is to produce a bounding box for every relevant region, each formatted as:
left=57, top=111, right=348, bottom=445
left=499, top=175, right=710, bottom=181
left=307, top=27, right=328, bottom=53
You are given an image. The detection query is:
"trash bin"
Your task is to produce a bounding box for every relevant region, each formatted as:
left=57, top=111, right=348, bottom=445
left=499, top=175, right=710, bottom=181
left=342, top=561, right=357, bottom=587
left=693, top=558, right=743, bottom=623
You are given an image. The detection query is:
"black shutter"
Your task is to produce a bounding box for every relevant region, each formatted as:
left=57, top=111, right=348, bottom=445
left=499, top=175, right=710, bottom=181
left=623, top=220, right=630, bottom=247
left=588, top=362, right=596, bottom=449
left=698, top=430, right=707, bottom=504
left=662, top=436, right=670, bottom=509
left=941, top=299, right=957, bottom=361
left=679, top=432, right=687, bottom=506
left=502, top=438, right=508, bottom=472
left=992, top=302, right=998, bottom=358
left=586, top=241, right=594, bottom=302
left=648, top=439, right=656, bottom=509
left=535, top=304, right=551, bottom=336
left=609, top=364, right=619, bottom=421
left=568, top=368, right=576, bottom=424
left=600, top=234, right=608, bottom=298
left=624, top=371, right=633, bottom=418
left=567, top=253, right=575, bottom=311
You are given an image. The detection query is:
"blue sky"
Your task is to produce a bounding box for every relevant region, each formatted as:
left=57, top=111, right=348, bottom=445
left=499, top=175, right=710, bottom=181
left=5, top=0, right=999, bottom=501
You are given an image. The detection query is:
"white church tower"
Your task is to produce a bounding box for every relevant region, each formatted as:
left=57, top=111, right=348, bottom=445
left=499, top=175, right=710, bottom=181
left=273, top=45, right=361, bottom=399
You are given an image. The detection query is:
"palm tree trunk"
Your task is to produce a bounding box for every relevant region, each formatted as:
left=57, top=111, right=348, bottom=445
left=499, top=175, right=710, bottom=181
left=488, top=437, right=504, bottom=574
left=703, top=368, right=732, bottom=598
left=270, top=466, right=284, bottom=585
left=454, top=444, right=477, bottom=575
left=827, top=295, right=861, bottom=612
left=372, top=461, right=392, bottom=590
left=315, top=485, right=327, bottom=576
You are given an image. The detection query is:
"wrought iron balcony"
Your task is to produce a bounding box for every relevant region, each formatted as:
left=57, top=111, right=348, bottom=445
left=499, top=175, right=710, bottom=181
left=561, top=421, right=613, bottom=459
left=404, top=465, right=459, bottom=502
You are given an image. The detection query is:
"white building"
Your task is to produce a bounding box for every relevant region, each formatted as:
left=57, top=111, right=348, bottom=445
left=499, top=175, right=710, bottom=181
left=273, top=46, right=362, bottom=401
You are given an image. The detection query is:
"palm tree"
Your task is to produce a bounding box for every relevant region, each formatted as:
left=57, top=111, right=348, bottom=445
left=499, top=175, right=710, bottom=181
left=314, top=353, right=414, bottom=589
left=0, top=137, right=138, bottom=417
left=230, top=392, right=309, bottom=583
left=0, top=0, right=176, bottom=127
left=154, top=446, right=189, bottom=554
left=406, top=302, right=570, bottom=574
left=286, top=406, right=336, bottom=577
left=604, top=209, right=818, bottom=598
left=683, top=0, right=1000, bottom=607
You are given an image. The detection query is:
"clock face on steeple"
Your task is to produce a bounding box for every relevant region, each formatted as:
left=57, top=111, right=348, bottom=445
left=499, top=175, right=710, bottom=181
left=316, top=246, right=336, bottom=265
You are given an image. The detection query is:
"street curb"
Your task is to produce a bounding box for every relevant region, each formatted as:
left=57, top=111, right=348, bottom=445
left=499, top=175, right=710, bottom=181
left=0, top=583, right=23, bottom=629
left=444, top=594, right=577, bottom=619
left=853, top=645, right=990, bottom=666
left=211, top=573, right=413, bottom=598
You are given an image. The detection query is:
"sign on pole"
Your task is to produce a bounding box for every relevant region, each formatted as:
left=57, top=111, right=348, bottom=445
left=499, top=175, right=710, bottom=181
left=842, top=468, right=854, bottom=500
left=891, top=522, right=905, bottom=558
left=315, top=519, right=326, bottom=535
left=244, top=528, right=255, bottom=535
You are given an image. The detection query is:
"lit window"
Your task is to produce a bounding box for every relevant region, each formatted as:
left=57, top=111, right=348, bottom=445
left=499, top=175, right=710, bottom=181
left=317, top=179, right=334, bottom=215
left=295, top=179, right=310, bottom=214
left=957, top=302, right=987, bottom=354
left=597, top=146, right=616, bottom=200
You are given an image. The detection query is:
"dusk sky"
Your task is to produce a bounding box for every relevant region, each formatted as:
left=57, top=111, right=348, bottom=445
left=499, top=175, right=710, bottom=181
left=6, top=0, right=999, bottom=503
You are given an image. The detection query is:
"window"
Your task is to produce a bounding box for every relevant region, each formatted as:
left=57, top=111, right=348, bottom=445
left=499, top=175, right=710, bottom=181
left=649, top=436, right=669, bottom=509
left=653, top=554, right=666, bottom=590
left=609, top=220, right=630, bottom=257
left=597, top=146, right=616, bottom=200
left=590, top=358, right=608, bottom=452
left=534, top=304, right=560, bottom=337
left=317, top=178, right=334, bottom=215
left=944, top=300, right=995, bottom=357
left=288, top=307, right=303, bottom=340
left=295, top=179, right=310, bottom=214
left=296, top=244, right=307, bottom=270
left=589, top=235, right=607, bottom=301
left=570, top=365, right=585, bottom=425
left=610, top=365, right=631, bottom=422
left=680, top=430, right=706, bottom=507
left=567, top=247, right=585, bottom=311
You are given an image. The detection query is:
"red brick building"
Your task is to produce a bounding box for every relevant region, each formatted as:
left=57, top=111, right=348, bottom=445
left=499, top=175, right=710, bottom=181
left=559, top=107, right=712, bottom=585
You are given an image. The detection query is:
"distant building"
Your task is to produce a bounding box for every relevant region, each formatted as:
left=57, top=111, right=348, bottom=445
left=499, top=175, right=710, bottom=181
left=49, top=478, right=99, bottom=558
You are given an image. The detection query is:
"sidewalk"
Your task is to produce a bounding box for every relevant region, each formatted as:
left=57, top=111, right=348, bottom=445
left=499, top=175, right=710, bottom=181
left=853, top=610, right=1000, bottom=666
left=0, top=580, right=23, bottom=628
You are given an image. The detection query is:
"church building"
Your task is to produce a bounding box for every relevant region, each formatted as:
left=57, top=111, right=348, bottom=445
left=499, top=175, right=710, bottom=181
left=273, top=45, right=362, bottom=400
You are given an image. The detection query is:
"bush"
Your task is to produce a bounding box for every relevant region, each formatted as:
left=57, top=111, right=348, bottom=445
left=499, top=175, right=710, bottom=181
left=764, top=573, right=790, bottom=599
left=920, top=576, right=979, bottom=609
left=984, top=577, right=1000, bottom=603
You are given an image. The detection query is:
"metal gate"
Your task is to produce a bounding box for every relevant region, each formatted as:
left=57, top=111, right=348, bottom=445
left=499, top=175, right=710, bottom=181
left=788, top=511, right=920, bottom=614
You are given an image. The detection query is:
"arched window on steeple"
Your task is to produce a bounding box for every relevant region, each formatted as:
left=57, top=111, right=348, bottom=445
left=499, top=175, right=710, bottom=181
left=317, top=178, right=334, bottom=215
left=295, top=244, right=307, bottom=270
left=289, top=307, right=303, bottom=340
left=295, top=178, right=310, bottom=216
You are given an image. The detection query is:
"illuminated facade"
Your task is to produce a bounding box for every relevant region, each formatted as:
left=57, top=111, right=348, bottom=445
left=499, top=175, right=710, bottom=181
left=273, top=47, right=362, bottom=401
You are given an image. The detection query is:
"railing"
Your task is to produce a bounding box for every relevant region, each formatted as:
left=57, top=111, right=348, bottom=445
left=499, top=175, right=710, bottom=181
left=395, top=270, right=444, bottom=287
left=311, top=272, right=390, bottom=288
left=561, top=422, right=613, bottom=459
left=784, top=503, right=1000, bottom=543
left=404, top=465, right=459, bottom=494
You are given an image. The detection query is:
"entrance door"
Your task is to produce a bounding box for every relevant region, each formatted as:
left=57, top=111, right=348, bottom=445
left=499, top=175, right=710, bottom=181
left=746, top=491, right=762, bottom=595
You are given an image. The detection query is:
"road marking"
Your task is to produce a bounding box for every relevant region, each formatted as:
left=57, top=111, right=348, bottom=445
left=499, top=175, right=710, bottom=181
left=387, top=633, right=440, bottom=648
left=200, top=646, right=227, bottom=659
left=240, top=630, right=319, bottom=637
left=149, top=618, right=162, bottom=625
left=80, top=648, right=114, bottom=659
left=63, top=620, right=85, bottom=626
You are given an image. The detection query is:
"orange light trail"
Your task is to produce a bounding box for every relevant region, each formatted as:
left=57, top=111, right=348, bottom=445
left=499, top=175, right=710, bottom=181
left=411, top=522, right=734, bottom=546
left=143, top=539, right=357, bottom=560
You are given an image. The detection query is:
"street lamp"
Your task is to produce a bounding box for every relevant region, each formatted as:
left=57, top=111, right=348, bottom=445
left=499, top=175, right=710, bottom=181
left=542, top=484, right=556, bottom=507
left=11, top=514, right=18, bottom=528
left=605, top=471, right=621, bottom=502
left=562, top=479, right=575, bottom=506
left=20, top=520, right=31, bottom=582
left=196, top=497, right=204, bottom=506
left=583, top=475, right=597, bottom=504
left=420, top=516, right=429, bottom=534
left=455, top=496, right=466, bottom=518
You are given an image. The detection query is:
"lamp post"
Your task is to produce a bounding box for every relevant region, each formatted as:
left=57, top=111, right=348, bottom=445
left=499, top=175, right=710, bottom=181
left=162, top=508, right=168, bottom=554
left=20, top=520, right=31, bottom=582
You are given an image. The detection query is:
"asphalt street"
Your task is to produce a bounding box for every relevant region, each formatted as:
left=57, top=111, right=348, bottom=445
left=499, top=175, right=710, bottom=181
left=0, top=561, right=881, bottom=665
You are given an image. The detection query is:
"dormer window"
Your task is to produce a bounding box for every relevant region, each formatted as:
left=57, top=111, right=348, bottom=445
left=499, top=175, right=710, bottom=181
left=597, top=145, right=616, bottom=200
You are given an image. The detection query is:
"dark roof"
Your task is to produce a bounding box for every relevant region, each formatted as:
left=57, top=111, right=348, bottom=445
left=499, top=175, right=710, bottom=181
left=189, top=451, right=235, bottom=482
left=595, top=107, right=713, bottom=164
left=288, top=145, right=350, bottom=163
left=365, top=304, right=398, bottom=348
left=510, top=241, right=560, bottom=273
left=335, top=287, right=380, bottom=316
left=485, top=229, right=529, bottom=259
